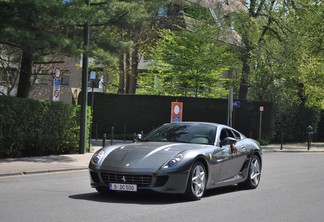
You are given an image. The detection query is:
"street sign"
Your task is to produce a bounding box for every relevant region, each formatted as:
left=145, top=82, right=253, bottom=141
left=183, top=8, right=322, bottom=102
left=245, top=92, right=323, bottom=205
left=54, top=79, right=61, bottom=86
left=53, top=89, right=60, bottom=101
left=53, top=67, right=61, bottom=79
left=171, top=101, right=183, bottom=123
left=233, top=101, right=240, bottom=108
left=260, top=106, right=264, bottom=112
left=53, top=67, right=61, bottom=101
left=90, top=71, right=97, bottom=80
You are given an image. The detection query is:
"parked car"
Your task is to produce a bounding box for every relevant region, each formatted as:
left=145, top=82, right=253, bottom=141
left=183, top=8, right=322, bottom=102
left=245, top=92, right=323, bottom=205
left=89, top=122, right=262, bottom=200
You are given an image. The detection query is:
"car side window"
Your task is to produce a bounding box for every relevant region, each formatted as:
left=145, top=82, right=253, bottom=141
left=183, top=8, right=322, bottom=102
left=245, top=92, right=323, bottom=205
left=220, top=130, right=227, bottom=141
left=232, top=130, right=241, bottom=140
left=220, top=128, right=235, bottom=142
left=189, top=125, right=216, bottom=145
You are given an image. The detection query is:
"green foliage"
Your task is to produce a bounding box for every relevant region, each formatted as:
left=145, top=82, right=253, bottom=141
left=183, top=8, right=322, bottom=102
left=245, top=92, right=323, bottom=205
left=0, top=0, right=168, bottom=96
left=87, top=0, right=168, bottom=62
left=0, top=96, right=91, bottom=158
left=139, top=14, right=240, bottom=98
left=0, top=0, right=82, bottom=55
left=273, top=105, right=321, bottom=143
left=317, top=110, right=324, bottom=141
left=241, top=0, right=324, bottom=108
left=258, top=139, right=269, bottom=146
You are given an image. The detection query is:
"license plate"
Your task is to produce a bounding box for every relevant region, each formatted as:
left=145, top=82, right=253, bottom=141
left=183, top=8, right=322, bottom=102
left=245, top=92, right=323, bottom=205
left=109, top=183, right=137, bottom=192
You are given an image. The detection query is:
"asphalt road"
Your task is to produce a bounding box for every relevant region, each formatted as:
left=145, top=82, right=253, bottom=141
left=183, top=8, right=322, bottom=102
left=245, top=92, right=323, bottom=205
left=0, top=152, right=324, bottom=222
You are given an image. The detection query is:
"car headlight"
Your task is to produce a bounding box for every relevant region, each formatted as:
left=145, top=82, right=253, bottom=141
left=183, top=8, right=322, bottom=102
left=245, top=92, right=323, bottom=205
left=162, top=154, right=183, bottom=169
left=91, top=150, right=105, bottom=164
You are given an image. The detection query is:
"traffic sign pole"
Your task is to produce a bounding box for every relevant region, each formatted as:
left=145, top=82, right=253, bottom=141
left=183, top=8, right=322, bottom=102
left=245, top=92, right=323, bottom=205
left=259, top=106, right=264, bottom=140
left=80, top=0, right=90, bottom=154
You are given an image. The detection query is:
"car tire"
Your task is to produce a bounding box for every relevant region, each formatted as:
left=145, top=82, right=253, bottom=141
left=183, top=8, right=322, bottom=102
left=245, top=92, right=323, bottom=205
left=239, top=155, right=261, bottom=189
left=96, top=186, right=110, bottom=194
left=185, top=161, right=206, bottom=201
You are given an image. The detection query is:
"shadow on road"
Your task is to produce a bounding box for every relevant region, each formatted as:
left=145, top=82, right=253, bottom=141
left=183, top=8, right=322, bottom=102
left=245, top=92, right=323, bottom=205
left=69, top=185, right=240, bottom=205
left=204, top=185, right=240, bottom=197
left=69, top=191, right=186, bottom=205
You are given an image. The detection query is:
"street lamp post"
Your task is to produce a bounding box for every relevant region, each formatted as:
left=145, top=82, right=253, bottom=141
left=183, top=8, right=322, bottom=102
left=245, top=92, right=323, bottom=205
left=79, top=0, right=90, bottom=154
left=89, top=71, right=97, bottom=149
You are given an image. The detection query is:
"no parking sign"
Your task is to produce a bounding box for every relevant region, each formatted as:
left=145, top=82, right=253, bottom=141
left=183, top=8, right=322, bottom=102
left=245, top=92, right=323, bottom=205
left=171, top=101, right=183, bottom=123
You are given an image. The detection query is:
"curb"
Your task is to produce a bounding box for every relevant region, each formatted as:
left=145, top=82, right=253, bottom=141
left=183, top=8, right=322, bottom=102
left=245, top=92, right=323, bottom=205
left=268, top=149, right=324, bottom=153
left=0, top=167, right=88, bottom=177
left=262, top=147, right=324, bottom=153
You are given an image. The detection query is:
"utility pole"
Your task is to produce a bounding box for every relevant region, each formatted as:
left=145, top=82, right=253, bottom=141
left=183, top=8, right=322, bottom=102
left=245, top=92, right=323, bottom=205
left=227, top=86, right=233, bottom=127
left=79, top=0, right=90, bottom=154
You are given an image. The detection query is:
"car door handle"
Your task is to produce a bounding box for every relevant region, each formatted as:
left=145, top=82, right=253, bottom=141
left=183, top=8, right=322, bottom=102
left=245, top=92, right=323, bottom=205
left=217, top=158, right=225, bottom=163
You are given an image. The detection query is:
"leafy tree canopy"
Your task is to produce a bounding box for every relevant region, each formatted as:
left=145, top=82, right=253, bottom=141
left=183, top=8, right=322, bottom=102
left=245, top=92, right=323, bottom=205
left=0, top=0, right=168, bottom=97
left=139, top=4, right=240, bottom=98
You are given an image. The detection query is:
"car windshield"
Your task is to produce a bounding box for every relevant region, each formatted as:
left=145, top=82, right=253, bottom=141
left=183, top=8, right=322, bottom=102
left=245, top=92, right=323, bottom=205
left=142, top=123, right=216, bottom=145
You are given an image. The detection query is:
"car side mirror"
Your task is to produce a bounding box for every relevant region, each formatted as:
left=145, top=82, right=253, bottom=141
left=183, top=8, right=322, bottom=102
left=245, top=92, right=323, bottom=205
left=220, top=137, right=237, bottom=147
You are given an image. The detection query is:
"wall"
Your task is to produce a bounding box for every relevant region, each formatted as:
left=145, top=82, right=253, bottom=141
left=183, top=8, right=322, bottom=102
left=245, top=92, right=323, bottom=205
left=88, top=93, right=274, bottom=141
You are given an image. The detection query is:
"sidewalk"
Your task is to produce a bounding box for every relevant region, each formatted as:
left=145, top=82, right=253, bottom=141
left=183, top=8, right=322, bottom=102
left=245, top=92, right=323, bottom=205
left=262, top=142, right=324, bottom=153
left=0, top=146, right=101, bottom=177
left=0, top=142, right=323, bottom=177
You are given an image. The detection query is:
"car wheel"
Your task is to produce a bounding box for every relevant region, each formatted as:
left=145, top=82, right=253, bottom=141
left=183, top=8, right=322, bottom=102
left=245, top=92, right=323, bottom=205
left=239, top=155, right=261, bottom=189
left=96, top=186, right=110, bottom=194
left=185, top=161, right=206, bottom=201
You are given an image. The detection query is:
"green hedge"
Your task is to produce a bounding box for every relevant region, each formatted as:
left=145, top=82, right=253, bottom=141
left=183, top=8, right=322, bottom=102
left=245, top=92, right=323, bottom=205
left=0, top=96, right=91, bottom=158
left=273, top=105, right=321, bottom=143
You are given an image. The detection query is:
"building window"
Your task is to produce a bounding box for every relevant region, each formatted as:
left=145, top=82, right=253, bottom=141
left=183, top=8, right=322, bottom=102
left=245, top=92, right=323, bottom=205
left=34, top=70, right=50, bottom=85
left=61, top=70, right=70, bottom=85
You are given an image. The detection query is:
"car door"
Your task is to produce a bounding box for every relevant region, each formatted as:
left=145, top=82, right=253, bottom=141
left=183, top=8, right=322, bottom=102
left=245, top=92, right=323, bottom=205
left=207, top=146, right=223, bottom=187
left=217, top=128, right=247, bottom=182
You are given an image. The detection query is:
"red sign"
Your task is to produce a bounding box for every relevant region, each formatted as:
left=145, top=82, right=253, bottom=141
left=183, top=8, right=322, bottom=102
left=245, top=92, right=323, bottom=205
left=171, top=102, right=183, bottom=123
left=53, top=67, right=61, bottom=79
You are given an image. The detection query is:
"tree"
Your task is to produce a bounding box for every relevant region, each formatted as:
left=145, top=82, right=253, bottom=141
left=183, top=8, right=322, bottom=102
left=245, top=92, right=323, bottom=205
left=51, top=0, right=168, bottom=95
left=0, top=0, right=156, bottom=97
left=230, top=0, right=323, bottom=107
left=0, top=0, right=86, bottom=98
left=284, top=0, right=324, bottom=108
left=0, top=45, right=20, bottom=96
left=95, top=0, right=168, bottom=94
left=140, top=4, right=239, bottom=98
left=239, top=0, right=324, bottom=108
left=233, top=0, right=281, bottom=100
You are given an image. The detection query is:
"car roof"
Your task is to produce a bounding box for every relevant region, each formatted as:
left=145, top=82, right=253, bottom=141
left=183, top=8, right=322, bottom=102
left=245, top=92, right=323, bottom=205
left=168, top=121, right=227, bottom=128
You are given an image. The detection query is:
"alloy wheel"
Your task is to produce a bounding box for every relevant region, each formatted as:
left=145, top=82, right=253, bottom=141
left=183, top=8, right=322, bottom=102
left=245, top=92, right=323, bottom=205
left=190, top=163, right=206, bottom=198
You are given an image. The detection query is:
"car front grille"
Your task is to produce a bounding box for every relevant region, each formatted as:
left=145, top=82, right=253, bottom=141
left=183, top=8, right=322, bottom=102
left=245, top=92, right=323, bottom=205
left=101, top=172, right=153, bottom=188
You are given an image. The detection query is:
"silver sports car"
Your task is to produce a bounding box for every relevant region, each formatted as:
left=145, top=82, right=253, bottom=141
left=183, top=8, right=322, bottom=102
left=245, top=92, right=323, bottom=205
left=89, top=122, right=262, bottom=200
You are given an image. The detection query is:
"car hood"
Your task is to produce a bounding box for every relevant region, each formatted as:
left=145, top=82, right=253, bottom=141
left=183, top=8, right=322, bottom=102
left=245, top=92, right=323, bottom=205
left=101, top=142, right=193, bottom=171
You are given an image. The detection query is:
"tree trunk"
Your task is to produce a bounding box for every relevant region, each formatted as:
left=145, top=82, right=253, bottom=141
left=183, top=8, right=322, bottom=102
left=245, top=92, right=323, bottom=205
left=128, top=45, right=139, bottom=94
left=118, top=53, right=125, bottom=94
left=297, top=83, right=307, bottom=106
left=125, top=50, right=130, bottom=94
left=238, top=51, right=250, bottom=100
left=16, top=50, right=33, bottom=98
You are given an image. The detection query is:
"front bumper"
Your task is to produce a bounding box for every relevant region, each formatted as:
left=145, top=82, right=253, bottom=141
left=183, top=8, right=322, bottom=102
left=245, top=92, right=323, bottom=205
left=89, top=168, right=190, bottom=194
